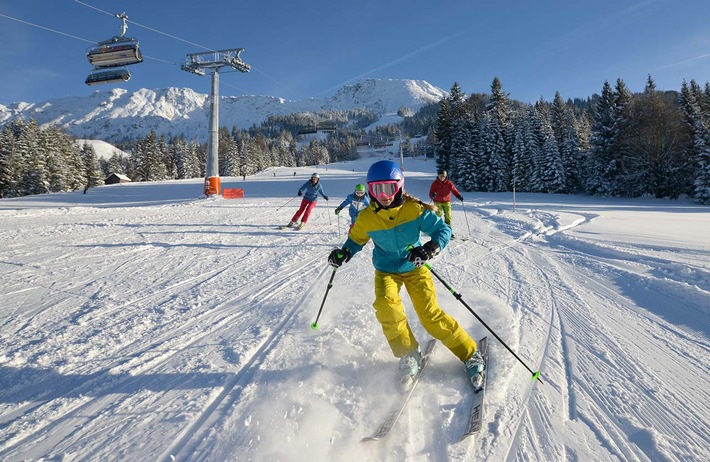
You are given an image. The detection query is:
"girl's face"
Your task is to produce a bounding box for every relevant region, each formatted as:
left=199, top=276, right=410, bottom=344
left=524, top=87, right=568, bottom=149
left=378, top=196, right=394, bottom=207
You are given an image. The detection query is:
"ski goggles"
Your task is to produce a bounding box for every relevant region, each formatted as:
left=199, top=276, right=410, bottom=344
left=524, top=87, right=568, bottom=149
left=354, top=190, right=366, bottom=197
left=368, top=180, right=402, bottom=200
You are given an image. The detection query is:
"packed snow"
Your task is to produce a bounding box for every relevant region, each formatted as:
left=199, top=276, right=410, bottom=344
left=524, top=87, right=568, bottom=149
left=0, top=157, right=708, bottom=462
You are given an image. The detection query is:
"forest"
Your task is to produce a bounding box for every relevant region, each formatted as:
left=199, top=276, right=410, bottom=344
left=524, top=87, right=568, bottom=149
left=1, top=76, right=708, bottom=204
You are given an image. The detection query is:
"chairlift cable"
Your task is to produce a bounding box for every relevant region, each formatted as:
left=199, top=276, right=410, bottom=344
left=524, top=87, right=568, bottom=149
left=4, top=1, right=299, bottom=98
left=0, top=12, right=178, bottom=67
left=73, top=0, right=217, bottom=54
left=0, top=13, right=95, bottom=44
left=73, top=0, right=300, bottom=97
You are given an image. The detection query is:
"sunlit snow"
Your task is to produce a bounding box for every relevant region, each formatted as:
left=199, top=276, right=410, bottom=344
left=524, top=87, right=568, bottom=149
left=1, top=157, right=708, bottom=461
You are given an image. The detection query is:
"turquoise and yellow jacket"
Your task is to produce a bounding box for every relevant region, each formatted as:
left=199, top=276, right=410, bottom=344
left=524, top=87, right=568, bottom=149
left=342, top=199, right=451, bottom=274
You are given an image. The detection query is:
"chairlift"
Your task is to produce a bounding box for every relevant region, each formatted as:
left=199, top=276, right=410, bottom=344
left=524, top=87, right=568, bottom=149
left=85, top=67, right=131, bottom=86
left=86, top=13, right=143, bottom=68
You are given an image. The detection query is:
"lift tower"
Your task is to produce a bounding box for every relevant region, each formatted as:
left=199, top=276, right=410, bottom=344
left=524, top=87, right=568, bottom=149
left=181, top=49, right=251, bottom=196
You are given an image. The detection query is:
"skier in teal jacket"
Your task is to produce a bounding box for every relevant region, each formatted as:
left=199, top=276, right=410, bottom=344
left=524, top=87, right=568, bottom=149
left=327, top=160, right=485, bottom=392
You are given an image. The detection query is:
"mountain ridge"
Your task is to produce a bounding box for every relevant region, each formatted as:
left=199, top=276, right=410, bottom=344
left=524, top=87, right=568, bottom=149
left=0, top=78, right=446, bottom=143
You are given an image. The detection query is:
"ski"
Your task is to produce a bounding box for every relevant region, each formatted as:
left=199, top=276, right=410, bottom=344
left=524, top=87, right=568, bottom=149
left=459, top=336, right=489, bottom=441
left=361, top=339, right=437, bottom=442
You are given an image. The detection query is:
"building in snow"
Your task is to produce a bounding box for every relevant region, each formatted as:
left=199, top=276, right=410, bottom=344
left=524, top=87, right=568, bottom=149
left=105, top=173, right=132, bottom=185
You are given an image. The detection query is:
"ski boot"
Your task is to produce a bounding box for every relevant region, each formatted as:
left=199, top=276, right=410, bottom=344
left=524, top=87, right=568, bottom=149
left=398, top=347, right=422, bottom=392
left=465, top=350, right=485, bottom=390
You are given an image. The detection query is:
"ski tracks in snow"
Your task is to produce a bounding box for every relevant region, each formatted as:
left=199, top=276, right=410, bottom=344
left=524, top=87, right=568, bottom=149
left=0, top=201, right=338, bottom=461
left=441, top=201, right=708, bottom=461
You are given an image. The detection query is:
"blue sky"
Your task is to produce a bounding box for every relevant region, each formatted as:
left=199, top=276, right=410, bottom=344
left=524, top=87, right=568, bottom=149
left=1, top=0, right=709, bottom=105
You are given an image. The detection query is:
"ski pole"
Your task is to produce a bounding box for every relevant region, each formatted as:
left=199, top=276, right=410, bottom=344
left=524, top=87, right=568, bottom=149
left=461, top=199, right=472, bottom=237
left=407, top=247, right=542, bottom=384
left=276, top=196, right=298, bottom=211
left=337, top=213, right=341, bottom=240
left=311, top=266, right=338, bottom=330
left=431, top=263, right=541, bottom=383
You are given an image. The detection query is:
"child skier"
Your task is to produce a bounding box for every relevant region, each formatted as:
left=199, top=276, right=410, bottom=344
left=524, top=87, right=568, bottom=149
left=429, top=170, right=464, bottom=238
left=327, top=160, right=484, bottom=392
left=284, top=173, right=328, bottom=230
left=334, top=184, right=370, bottom=227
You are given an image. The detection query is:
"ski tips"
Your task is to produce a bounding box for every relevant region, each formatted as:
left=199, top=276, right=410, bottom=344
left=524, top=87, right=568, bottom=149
left=310, top=322, right=320, bottom=331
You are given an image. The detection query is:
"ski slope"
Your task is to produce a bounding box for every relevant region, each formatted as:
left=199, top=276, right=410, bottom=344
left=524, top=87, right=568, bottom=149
left=1, top=157, right=708, bottom=462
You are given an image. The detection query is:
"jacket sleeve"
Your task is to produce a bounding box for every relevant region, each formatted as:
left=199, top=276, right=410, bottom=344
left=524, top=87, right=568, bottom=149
left=318, top=184, right=328, bottom=199
left=342, top=213, right=370, bottom=257
left=429, top=181, right=437, bottom=200
left=420, top=208, right=451, bottom=250
left=450, top=181, right=463, bottom=200
left=338, top=196, right=351, bottom=209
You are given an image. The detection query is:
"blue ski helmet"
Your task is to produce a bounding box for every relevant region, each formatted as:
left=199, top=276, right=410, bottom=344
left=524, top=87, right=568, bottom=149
left=366, top=160, right=404, bottom=207
left=366, top=160, right=403, bottom=184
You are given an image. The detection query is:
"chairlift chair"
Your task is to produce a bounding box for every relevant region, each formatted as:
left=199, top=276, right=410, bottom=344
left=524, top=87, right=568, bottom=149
left=86, top=12, right=143, bottom=68
left=87, top=38, right=142, bottom=67
left=85, top=67, right=131, bottom=86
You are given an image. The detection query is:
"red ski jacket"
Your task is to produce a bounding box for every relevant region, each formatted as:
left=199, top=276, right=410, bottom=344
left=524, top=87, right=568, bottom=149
left=429, top=178, right=462, bottom=203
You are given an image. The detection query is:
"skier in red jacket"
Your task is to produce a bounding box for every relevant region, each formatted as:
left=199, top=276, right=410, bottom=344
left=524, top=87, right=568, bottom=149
left=428, top=170, right=463, bottom=237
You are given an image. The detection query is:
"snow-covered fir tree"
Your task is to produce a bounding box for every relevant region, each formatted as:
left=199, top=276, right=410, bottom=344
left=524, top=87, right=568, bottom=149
left=81, top=142, right=104, bottom=190
left=680, top=80, right=710, bottom=203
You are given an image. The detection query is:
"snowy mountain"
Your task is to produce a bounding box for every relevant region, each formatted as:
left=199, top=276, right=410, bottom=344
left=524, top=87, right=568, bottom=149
left=0, top=78, right=446, bottom=143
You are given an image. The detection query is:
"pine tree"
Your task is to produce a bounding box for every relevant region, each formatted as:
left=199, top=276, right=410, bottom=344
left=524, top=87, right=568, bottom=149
left=449, top=109, right=473, bottom=183
left=560, top=118, right=582, bottom=193
left=455, top=112, right=480, bottom=191
left=13, top=119, right=43, bottom=196
left=43, top=126, right=78, bottom=192
left=680, top=80, right=710, bottom=203
left=539, top=120, right=566, bottom=193
left=435, top=82, right=466, bottom=174
left=0, top=124, right=17, bottom=198
left=510, top=113, right=531, bottom=192
left=484, top=77, right=511, bottom=190
left=587, top=80, right=632, bottom=196
left=697, top=84, right=710, bottom=203
left=133, top=130, right=167, bottom=181
left=81, top=142, right=104, bottom=190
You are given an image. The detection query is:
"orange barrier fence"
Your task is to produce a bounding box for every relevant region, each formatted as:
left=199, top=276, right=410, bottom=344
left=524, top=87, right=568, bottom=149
left=223, top=188, right=244, bottom=199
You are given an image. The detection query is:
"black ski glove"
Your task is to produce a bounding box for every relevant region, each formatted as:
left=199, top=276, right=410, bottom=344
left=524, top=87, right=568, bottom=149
left=407, top=241, right=440, bottom=268
left=458, top=195, right=464, bottom=202
left=297, top=190, right=303, bottom=196
left=323, top=195, right=329, bottom=201
left=335, top=207, right=342, bottom=215
left=328, top=248, right=352, bottom=268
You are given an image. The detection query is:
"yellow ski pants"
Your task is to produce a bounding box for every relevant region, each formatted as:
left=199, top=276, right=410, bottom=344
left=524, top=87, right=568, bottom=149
left=434, top=201, right=453, bottom=227
left=373, top=266, right=476, bottom=362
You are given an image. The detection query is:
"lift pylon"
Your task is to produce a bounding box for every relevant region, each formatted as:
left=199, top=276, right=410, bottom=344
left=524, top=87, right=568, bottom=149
left=181, top=48, right=251, bottom=197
